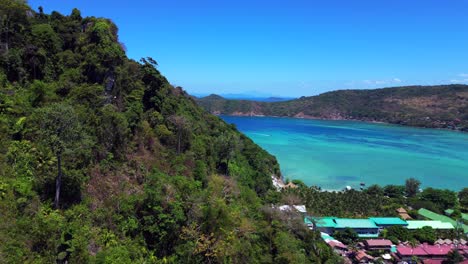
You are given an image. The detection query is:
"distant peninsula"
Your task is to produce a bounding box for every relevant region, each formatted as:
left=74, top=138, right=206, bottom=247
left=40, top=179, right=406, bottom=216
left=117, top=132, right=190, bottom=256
left=196, top=85, right=468, bottom=131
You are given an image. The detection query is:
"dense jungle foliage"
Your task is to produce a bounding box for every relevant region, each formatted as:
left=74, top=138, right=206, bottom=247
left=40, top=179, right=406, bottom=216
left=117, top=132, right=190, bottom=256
left=197, top=85, right=468, bottom=131
left=2, top=1, right=467, bottom=263
left=0, top=1, right=346, bottom=263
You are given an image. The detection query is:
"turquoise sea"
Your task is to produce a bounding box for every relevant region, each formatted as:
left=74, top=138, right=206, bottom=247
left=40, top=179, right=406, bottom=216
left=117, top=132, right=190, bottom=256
left=221, top=116, right=468, bottom=190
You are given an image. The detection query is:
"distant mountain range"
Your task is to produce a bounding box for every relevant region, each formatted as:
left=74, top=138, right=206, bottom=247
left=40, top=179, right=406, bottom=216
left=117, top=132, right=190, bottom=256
left=196, top=85, right=468, bottom=131
left=192, top=93, right=295, bottom=102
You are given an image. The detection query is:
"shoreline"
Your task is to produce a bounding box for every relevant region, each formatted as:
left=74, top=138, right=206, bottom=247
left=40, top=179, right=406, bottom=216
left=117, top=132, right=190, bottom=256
left=271, top=175, right=345, bottom=193
left=217, top=113, right=466, bottom=133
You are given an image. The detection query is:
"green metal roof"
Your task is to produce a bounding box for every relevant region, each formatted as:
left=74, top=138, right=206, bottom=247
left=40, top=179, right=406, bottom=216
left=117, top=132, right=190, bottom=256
left=418, top=208, right=468, bottom=233
left=309, top=217, right=337, bottom=228
left=419, top=208, right=457, bottom=224
left=445, top=209, right=468, bottom=221
left=334, top=218, right=378, bottom=229
left=369, top=217, right=408, bottom=226
left=320, top=233, right=335, bottom=241
left=358, top=233, right=380, bottom=238
left=406, top=220, right=454, bottom=229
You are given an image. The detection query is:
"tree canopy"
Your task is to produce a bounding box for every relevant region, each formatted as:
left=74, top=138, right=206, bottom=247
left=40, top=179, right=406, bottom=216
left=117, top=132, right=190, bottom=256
left=0, top=2, right=335, bottom=263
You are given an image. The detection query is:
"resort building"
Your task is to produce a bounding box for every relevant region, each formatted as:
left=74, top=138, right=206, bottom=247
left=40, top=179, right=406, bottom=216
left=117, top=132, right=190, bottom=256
left=406, top=220, right=454, bottom=230
left=353, top=250, right=374, bottom=263
left=308, top=216, right=457, bottom=242
left=419, top=208, right=468, bottom=233
left=396, top=245, right=429, bottom=260
left=320, top=233, right=348, bottom=255
left=307, top=217, right=380, bottom=238
left=327, top=241, right=348, bottom=255
left=396, top=207, right=412, bottom=220
left=308, top=217, right=410, bottom=238
left=333, top=218, right=380, bottom=238
left=307, top=217, right=338, bottom=234
left=395, top=244, right=468, bottom=261
left=364, top=239, right=393, bottom=251
left=369, top=217, right=408, bottom=228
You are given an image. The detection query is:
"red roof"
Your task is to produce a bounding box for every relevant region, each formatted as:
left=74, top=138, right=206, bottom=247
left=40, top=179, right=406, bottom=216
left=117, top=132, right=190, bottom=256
left=355, top=251, right=374, bottom=261
left=423, top=260, right=443, bottom=264
left=398, top=244, right=461, bottom=257
left=421, top=245, right=453, bottom=256
left=327, top=241, right=347, bottom=249
left=365, top=239, right=393, bottom=247
left=397, top=246, right=428, bottom=256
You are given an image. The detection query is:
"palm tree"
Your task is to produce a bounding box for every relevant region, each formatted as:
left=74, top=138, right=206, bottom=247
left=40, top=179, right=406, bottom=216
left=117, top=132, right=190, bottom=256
left=446, top=249, right=463, bottom=264
left=408, top=239, right=418, bottom=264
left=347, top=242, right=359, bottom=258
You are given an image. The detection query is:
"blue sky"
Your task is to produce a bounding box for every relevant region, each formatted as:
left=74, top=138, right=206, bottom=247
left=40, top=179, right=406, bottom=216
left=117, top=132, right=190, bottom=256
left=30, top=0, right=468, bottom=97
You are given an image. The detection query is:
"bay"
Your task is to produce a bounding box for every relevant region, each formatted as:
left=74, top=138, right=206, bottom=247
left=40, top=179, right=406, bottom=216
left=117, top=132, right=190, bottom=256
left=221, top=116, right=468, bottom=190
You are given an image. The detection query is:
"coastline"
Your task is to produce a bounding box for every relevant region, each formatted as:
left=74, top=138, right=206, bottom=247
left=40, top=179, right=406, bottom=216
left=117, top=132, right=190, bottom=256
left=271, top=175, right=345, bottom=193
left=216, top=113, right=466, bottom=133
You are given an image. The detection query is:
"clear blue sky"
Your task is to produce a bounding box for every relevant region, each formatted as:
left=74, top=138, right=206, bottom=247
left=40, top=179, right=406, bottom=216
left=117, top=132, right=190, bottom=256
left=29, top=0, right=468, bottom=97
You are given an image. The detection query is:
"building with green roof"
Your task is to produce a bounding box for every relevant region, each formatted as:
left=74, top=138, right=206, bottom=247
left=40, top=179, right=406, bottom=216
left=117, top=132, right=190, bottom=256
left=305, top=215, right=461, bottom=238
left=320, top=232, right=335, bottom=241
left=418, top=208, right=468, bottom=233
left=369, top=217, right=408, bottom=227
left=334, top=218, right=380, bottom=238
left=445, top=209, right=468, bottom=221
left=334, top=218, right=378, bottom=229
left=305, top=217, right=337, bottom=234
left=314, top=217, right=338, bottom=228
left=305, top=217, right=411, bottom=238
left=406, top=220, right=454, bottom=230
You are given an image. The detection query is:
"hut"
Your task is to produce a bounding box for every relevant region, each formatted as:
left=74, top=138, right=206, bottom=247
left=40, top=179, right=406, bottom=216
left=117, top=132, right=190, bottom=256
left=396, top=207, right=412, bottom=220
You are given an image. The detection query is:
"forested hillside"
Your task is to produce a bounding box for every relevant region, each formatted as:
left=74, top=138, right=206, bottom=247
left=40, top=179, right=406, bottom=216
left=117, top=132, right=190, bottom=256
left=197, top=85, right=468, bottom=131
left=0, top=1, right=342, bottom=263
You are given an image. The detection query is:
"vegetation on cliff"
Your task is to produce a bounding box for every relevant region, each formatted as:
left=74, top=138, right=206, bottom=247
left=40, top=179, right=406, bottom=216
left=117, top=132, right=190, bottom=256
left=0, top=1, right=344, bottom=263
left=197, top=85, right=468, bottom=131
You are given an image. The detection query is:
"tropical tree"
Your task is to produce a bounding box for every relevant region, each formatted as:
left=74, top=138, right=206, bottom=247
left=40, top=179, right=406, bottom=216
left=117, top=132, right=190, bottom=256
left=386, top=226, right=411, bottom=242
left=383, top=185, right=405, bottom=198
left=215, top=132, right=242, bottom=175
left=458, top=188, right=468, bottom=211
left=405, top=178, right=421, bottom=197
left=414, top=226, right=436, bottom=244
left=444, top=249, right=463, bottom=264
left=168, top=114, right=189, bottom=155
left=333, top=228, right=358, bottom=245
left=408, top=238, right=418, bottom=259
left=0, top=0, right=29, bottom=52
left=365, top=184, right=384, bottom=196
left=37, top=103, right=88, bottom=208
left=420, top=188, right=457, bottom=212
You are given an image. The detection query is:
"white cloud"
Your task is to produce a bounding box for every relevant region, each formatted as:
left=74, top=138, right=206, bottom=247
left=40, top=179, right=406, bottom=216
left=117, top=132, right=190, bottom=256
left=450, top=79, right=468, bottom=83
left=362, top=78, right=402, bottom=86
left=458, top=73, right=468, bottom=77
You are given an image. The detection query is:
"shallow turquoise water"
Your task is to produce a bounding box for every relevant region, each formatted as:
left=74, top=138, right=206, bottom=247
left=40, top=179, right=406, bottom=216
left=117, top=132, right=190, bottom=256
left=221, top=116, right=468, bottom=190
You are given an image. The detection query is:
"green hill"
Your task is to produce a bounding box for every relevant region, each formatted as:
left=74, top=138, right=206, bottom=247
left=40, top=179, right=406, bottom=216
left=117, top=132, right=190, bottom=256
left=197, top=85, right=468, bottom=131
left=0, top=1, right=342, bottom=263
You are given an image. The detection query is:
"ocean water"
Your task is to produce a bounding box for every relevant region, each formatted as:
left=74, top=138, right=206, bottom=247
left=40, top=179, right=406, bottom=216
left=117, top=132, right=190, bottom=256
left=221, top=116, right=468, bottom=191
